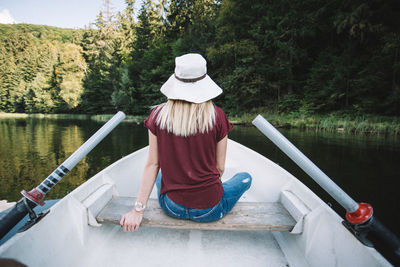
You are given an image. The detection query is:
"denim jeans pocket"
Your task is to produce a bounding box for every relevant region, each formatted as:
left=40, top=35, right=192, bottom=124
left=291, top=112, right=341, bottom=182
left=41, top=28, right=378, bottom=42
left=163, top=194, right=185, bottom=218
left=190, top=203, right=223, bottom=222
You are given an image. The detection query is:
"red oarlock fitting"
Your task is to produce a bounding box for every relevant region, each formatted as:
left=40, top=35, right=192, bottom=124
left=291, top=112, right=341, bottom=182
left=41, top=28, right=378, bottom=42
left=21, top=189, right=45, bottom=206
left=345, top=202, right=373, bottom=224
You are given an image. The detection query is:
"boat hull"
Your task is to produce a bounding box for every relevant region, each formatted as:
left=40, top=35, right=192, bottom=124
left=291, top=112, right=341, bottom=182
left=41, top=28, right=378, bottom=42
left=0, top=139, right=391, bottom=267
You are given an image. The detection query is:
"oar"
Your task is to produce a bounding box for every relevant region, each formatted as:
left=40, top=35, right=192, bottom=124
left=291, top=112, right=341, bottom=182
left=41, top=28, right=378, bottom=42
left=0, top=111, right=126, bottom=240
left=252, top=114, right=399, bottom=265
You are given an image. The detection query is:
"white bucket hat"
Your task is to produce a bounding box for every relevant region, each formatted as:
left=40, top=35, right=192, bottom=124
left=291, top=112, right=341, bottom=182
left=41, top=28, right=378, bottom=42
left=160, top=53, right=223, bottom=103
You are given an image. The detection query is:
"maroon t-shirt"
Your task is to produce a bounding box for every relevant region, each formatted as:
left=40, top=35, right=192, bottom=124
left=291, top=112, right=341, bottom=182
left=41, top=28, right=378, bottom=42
left=144, top=105, right=233, bottom=209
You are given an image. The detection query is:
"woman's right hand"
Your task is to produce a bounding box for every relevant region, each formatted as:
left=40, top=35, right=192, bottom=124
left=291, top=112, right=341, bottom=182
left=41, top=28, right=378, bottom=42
left=120, top=210, right=144, bottom=232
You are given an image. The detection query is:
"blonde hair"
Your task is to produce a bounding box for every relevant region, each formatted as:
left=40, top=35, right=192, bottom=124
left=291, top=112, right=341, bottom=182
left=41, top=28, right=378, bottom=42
left=154, top=99, right=216, bottom=137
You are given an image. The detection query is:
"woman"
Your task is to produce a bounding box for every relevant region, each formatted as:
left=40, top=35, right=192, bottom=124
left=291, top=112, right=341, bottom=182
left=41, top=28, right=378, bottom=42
left=120, top=53, right=252, bottom=232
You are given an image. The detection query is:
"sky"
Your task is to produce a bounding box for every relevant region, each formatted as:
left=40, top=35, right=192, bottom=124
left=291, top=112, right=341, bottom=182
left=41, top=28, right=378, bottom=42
left=0, top=0, right=143, bottom=29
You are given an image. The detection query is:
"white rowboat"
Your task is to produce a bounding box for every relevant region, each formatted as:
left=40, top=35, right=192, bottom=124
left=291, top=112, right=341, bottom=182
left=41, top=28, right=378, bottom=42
left=0, top=139, right=391, bottom=266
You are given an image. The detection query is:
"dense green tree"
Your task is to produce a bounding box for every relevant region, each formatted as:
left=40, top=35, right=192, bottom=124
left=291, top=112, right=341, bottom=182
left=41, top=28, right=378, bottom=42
left=24, top=73, right=55, bottom=113
left=166, top=0, right=218, bottom=55
left=206, top=0, right=271, bottom=112
left=117, top=0, right=168, bottom=114
left=116, top=0, right=136, bottom=62
left=1, top=0, right=399, bottom=116
left=55, top=43, right=87, bottom=110
left=0, top=25, right=86, bottom=113
left=80, top=12, right=118, bottom=113
left=0, top=30, right=38, bottom=112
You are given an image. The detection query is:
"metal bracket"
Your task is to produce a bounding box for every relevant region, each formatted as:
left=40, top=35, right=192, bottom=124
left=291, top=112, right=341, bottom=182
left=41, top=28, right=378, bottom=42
left=342, top=217, right=374, bottom=247
left=17, top=198, right=50, bottom=233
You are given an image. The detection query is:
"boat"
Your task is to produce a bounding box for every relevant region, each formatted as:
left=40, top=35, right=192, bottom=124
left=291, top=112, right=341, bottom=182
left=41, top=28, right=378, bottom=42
left=0, top=137, right=392, bottom=267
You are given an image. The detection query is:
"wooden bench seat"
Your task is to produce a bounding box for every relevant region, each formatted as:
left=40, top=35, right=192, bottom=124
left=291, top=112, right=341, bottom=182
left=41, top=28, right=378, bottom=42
left=96, top=197, right=296, bottom=231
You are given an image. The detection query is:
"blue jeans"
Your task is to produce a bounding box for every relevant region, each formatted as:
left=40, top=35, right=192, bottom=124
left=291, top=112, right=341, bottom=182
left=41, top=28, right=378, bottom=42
left=156, top=172, right=252, bottom=223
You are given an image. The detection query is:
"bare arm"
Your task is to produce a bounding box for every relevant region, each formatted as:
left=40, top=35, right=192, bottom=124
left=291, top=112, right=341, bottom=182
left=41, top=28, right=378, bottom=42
left=136, top=130, right=160, bottom=206
left=120, top=130, right=159, bottom=232
left=216, top=136, right=228, bottom=177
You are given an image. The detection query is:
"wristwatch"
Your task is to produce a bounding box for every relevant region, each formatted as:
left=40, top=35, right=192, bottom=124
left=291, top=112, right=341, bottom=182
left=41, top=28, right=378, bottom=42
left=134, top=201, right=146, bottom=212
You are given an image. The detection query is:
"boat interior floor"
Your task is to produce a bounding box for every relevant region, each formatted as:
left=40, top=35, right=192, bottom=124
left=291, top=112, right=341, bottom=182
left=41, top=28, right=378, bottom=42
left=77, top=224, right=290, bottom=267
left=97, top=197, right=296, bottom=232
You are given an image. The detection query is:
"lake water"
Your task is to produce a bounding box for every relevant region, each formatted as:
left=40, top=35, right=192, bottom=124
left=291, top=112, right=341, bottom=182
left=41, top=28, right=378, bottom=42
left=0, top=117, right=399, bottom=236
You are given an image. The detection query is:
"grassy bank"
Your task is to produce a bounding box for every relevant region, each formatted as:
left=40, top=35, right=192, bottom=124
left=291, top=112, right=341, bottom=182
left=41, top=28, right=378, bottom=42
left=0, top=112, right=146, bottom=123
left=230, top=111, right=400, bottom=135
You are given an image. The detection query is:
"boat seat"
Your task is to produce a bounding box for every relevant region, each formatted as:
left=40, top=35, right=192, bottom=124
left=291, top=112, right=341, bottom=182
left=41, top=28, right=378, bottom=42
left=96, top=197, right=296, bottom=231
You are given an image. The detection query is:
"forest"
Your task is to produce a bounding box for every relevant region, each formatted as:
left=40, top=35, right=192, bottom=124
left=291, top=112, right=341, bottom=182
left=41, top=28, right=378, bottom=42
left=0, top=0, right=399, bottom=118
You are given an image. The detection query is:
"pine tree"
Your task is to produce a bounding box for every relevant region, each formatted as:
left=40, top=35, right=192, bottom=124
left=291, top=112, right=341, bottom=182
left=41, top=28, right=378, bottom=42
left=54, top=43, right=87, bottom=111
left=80, top=12, right=118, bottom=113
left=120, top=0, right=167, bottom=114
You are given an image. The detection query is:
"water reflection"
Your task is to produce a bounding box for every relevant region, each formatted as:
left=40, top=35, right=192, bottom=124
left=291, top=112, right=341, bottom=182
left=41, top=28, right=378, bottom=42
left=0, top=118, right=148, bottom=201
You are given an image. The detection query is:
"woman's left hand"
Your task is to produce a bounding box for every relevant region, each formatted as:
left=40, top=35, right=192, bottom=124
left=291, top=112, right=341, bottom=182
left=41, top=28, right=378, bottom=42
left=120, top=210, right=144, bottom=232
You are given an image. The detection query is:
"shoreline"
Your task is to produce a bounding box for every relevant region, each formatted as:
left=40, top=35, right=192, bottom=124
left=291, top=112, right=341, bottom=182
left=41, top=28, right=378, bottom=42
left=0, top=113, right=146, bottom=124
left=1, top=112, right=399, bottom=135
left=230, top=112, right=400, bottom=135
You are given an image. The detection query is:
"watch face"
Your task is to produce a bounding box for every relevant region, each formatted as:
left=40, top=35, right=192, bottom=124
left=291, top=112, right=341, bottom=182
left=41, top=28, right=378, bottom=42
left=135, top=201, right=145, bottom=211
left=135, top=206, right=143, bottom=212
